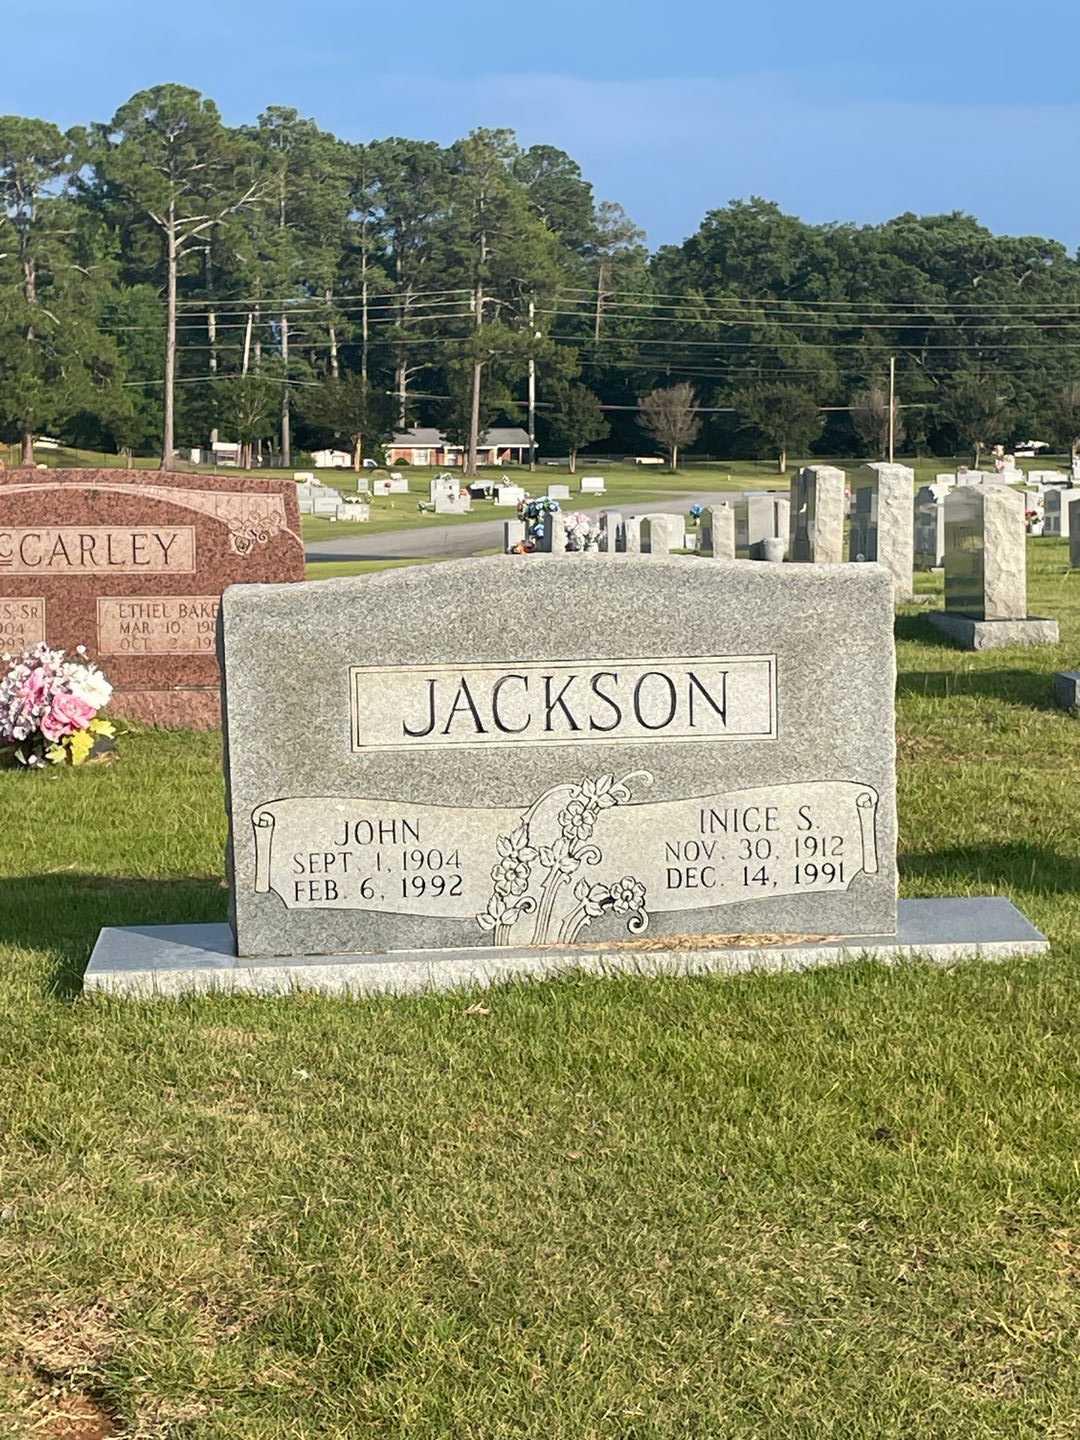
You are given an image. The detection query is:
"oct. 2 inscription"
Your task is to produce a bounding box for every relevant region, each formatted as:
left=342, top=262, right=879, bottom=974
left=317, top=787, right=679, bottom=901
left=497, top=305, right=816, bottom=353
left=96, top=596, right=220, bottom=655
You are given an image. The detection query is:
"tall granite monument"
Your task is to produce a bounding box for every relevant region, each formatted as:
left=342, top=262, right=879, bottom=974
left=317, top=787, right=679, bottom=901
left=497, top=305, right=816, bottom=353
left=87, top=556, right=1048, bottom=994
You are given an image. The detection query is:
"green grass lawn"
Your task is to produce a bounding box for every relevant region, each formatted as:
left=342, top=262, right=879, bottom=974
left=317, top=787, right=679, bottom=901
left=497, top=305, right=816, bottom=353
left=1, top=543, right=1079, bottom=1437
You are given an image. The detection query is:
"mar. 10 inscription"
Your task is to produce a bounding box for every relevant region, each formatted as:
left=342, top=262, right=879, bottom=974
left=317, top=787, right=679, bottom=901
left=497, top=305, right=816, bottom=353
left=96, top=596, right=220, bottom=655
left=0, top=597, right=46, bottom=651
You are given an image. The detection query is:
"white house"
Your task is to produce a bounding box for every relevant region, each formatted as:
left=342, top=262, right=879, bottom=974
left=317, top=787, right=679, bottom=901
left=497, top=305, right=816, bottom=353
left=311, top=448, right=353, bottom=469
left=386, top=427, right=533, bottom=467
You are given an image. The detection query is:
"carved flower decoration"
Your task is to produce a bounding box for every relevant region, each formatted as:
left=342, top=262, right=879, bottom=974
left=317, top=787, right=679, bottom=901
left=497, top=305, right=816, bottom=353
left=578, top=774, right=629, bottom=810
left=573, top=879, right=612, bottom=917
left=477, top=892, right=527, bottom=932
left=558, top=796, right=595, bottom=842
left=538, top=836, right=579, bottom=877
left=491, top=857, right=531, bottom=896
left=490, top=826, right=536, bottom=895
left=609, top=876, right=646, bottom=914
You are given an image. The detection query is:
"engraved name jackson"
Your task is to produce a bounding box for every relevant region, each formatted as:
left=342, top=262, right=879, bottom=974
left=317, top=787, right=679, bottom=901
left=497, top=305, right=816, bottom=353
left=251, top=778, right=880, bottom=946
left=350, top=655, right=777, bottom=752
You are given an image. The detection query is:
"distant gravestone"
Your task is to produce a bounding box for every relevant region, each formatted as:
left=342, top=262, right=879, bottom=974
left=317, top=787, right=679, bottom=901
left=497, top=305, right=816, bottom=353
left=913, top=483, right=953, bottom=569
left=547, top=484, right=571, bottom=500
left=599, top=511, right=620, bottom=553
left=536, top=508, right=566, bottom=553
left=641, top=514, right=684, bottom=554
left=580, top=476, right=606, bottom=495
left=0, top=468, right=303, bottom=726
left=430, top=474, right=457, bottom=506
left=733, top=492, right=789, bottom=560
left=435, top=493, right=472, bottom=516
left=495, top=484, right=525, bottom=507
left=928, top=485, right=1058, bottom=649
left=699, top=504, right=735, bottom=560
left=1042, top=487, right=1080, bottom=537
left=789, top=467, right=845, bottom=564
left=849, top=463, right=914, bottom=601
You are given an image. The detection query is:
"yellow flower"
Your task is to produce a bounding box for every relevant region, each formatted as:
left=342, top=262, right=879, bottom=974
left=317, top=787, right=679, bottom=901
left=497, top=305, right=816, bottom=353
left=88, top=718, right=115, bottom=738
left=45, top=744, right=67, bottom=765
left=67, top=729, right=94, bottom=766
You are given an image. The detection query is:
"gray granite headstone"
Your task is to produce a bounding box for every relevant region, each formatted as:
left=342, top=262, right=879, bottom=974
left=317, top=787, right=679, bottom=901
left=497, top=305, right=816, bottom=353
left=599, top=512, right=620, bottom=554
left=641, top=514, right=684, bottom=554
left=734, top=492, right=789, bottom=560
left=914, top=483, right=952, bottom=569
left=789, top=467, right=845, bottom=564
left=943, top=485, right=1026, bottom=620
left=700, top=504, right=735, bottom=560
left=537, top=510, right=565, bottom=553
left=1070, top=499, right=1080, bottom=568
left=503, top=519, right=526, bottom=551
left=1042, top=487, right=1080, bottom=538
left=850, top=463, right=914, bottom=601
left=220, top=558, right=899, bottom=961
left=623, top=517, right=642, bottom=554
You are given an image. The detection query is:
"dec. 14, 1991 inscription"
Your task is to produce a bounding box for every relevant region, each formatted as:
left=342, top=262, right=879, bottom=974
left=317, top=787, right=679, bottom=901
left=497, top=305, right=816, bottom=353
left=252, top=777, right=880, bottom=946
left=249, top=652, right=881, bottom=947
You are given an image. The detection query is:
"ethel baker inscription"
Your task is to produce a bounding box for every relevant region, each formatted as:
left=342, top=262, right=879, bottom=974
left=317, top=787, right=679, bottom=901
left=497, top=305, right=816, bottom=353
left=220, top=558, right=900, bottom=959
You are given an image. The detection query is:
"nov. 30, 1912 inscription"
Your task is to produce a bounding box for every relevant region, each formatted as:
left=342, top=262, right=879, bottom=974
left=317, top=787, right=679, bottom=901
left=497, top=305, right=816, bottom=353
left=252, top=776, right=879, bottom=946
left=248, top=651, right=883, bottom=947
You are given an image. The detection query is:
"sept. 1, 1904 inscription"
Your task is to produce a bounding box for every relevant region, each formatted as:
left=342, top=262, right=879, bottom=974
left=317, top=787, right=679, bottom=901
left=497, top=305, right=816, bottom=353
left=252, top=776, right=879, bottom=945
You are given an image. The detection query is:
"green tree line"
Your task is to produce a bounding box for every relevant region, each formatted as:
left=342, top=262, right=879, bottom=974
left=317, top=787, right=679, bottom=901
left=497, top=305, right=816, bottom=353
left=4, top=84, right=1080, bottom=472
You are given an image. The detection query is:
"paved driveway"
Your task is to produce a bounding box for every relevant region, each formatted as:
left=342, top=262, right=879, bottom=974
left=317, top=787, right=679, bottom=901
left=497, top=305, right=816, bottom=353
left=304, top=491, right=745, bottom=563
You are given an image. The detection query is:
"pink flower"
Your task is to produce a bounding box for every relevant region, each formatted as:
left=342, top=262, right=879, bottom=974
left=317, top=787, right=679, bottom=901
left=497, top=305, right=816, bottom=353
left=19, top=668, right=50, bottom=709
left=41, top=691, right=95, bottom=741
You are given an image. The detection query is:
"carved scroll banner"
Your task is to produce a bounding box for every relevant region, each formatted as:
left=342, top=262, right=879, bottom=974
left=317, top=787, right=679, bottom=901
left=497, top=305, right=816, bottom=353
left=252, top=776, right=879, bottom=947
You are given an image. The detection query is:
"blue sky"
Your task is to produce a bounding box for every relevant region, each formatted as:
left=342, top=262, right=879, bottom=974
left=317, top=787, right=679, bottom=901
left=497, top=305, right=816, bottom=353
left=6, top=0, right=1080, bottom=250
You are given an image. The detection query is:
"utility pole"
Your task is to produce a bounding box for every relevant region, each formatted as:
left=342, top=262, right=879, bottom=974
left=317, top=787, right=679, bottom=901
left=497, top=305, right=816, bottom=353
left=888, top=355, right=896, bottom=463
left=528, top=299, right=537, bottom=473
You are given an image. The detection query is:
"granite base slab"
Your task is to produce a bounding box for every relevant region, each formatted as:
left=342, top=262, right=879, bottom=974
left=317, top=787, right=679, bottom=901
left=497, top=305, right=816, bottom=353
left=927, top=612, right=1060, bottom=650
left=84, top=898, right=1047, bottom=999
left=1053, top=670, right=1080, bottom=710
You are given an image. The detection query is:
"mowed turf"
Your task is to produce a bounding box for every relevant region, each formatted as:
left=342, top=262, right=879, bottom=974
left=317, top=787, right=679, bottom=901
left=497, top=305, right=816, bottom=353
left=0, top=542, right=1078, bottom=1437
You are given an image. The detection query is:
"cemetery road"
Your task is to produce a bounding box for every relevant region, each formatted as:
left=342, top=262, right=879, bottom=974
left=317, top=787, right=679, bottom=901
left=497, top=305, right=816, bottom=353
left=304, top=491, right=744, bottom=563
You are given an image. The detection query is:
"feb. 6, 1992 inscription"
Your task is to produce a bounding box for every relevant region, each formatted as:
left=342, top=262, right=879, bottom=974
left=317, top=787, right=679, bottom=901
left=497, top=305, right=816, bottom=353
left=251, top=776, right=880, bottom=947
left=351, top=655, right=777, bottom=751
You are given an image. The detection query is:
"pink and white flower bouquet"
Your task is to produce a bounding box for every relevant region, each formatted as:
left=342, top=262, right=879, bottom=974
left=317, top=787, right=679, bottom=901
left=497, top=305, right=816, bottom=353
left=0, top=643, right=115, bottom=768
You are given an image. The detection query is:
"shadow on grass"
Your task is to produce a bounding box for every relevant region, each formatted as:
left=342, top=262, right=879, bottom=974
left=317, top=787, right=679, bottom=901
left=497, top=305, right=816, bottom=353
left=894, top=612, right=954, bottom=648
left=0, top=873, right=226, bottom=1000
left=897, top=668, right=1059, bottom=710
left=902, top=842, right=1080, bottom=893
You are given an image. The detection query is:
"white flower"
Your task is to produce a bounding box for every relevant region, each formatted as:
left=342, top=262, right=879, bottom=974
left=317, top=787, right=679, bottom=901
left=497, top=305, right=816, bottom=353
left=65, top=663, right=112, bottom=711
